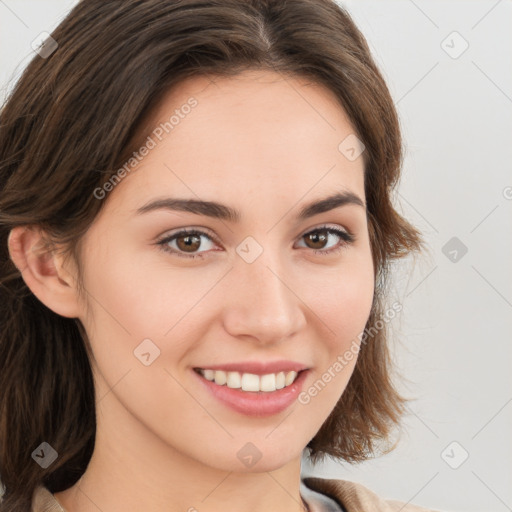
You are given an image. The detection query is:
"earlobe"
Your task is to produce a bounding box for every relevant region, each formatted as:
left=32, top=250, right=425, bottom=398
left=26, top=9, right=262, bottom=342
left=7, top=226, right=82, bottom=318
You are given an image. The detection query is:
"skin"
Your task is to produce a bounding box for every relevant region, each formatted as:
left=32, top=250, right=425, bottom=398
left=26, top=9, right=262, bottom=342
left=9, top=70, right=375, bottom=512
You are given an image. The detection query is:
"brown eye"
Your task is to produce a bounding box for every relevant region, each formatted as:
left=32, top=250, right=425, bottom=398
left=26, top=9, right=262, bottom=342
left=297, top=226, right=354, bottom=256
left=157, top=228, right=216, bottom=259
left=303, top=229, right=329, bottom=250
left=157, top=225, right=355, bottom=260
left=175, top=233, right=202, bottom=253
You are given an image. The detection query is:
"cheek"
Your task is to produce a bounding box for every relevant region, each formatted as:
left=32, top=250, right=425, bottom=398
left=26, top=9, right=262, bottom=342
left=77, top=243, right=224, bottom=396
left=81, top=245, right=209, bottom=338
left=330, top=271, right=374, bottom=340
left=76, top=247, right=207, bottom=428
left=305, top=249, right=375, bottom=346
left=295, top=256, right=374, bottom=419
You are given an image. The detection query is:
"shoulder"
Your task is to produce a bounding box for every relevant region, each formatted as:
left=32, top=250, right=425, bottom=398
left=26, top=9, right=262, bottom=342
left=302, top=476, right=441, bottom=512
left=31, top=485, right=65, bottom=512
left=32, top=478, right=441, bottom=512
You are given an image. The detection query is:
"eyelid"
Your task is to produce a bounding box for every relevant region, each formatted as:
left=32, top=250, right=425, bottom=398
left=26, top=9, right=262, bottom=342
left=155, top=223, right=355, bottom=259
left=155, top=225, right=220, bottom=245
left=298, top=224, right=355, bottom=253
left=302, top=223, right=354, bottom=240
left=156, top=223, right=353, bottom=243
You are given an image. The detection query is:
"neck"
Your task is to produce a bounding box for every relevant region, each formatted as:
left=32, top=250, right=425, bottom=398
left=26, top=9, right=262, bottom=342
left=54, top=378, right=309, bottom=512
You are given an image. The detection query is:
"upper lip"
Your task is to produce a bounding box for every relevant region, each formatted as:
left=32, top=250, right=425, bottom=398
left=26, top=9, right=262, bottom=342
left=194, top=360, right=309, bottom=375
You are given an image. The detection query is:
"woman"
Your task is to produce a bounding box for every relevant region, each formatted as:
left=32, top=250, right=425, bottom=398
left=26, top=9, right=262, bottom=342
left=0, top=1, right=433, bottom=511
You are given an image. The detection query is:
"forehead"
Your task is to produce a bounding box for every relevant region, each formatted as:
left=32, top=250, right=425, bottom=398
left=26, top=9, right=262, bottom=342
left=157, top=70, right=358, bottom=154
left=106, top=70, right=365, bottom=214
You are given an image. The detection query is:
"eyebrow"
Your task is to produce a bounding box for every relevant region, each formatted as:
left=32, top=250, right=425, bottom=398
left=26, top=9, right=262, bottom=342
left=134, top=191, right=365, bottom=223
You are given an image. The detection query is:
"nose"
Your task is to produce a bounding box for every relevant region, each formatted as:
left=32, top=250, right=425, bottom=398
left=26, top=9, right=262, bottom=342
left=221, top=250, right=307, bottom=345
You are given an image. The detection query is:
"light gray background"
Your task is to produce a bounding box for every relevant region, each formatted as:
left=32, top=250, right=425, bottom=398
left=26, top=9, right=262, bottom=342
left=1, top=1, right=511, bottom=511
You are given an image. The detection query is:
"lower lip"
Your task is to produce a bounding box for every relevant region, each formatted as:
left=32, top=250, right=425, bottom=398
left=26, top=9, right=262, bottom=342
left=192, top=368, right=309, bottom=417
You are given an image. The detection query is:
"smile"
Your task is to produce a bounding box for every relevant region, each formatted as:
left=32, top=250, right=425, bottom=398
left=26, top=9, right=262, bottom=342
left=194, top=368, right=301, bottom=393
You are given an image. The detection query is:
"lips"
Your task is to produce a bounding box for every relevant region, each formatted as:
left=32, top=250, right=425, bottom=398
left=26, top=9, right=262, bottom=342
left=192, top=366, right=310, bottom=417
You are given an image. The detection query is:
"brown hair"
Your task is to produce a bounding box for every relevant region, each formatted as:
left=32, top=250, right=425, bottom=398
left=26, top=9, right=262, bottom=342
left=0, top=0, right=422, bottom=507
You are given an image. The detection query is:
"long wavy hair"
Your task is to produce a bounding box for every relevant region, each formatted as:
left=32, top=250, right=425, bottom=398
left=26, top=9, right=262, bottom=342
left=0, top=0, right=422, bottom=508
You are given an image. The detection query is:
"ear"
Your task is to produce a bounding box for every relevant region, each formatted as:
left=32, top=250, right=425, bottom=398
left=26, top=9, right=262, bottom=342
left=7, top=226, right=82, bottom=318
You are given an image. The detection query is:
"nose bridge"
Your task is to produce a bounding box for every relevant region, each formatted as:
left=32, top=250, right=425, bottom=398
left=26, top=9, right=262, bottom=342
left=222, top=240, right=305, bottom=341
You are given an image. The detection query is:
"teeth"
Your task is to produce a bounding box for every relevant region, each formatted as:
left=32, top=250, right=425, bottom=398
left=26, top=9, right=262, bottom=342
left=214, top=370, right=227, bottom=386
left=242, top=373, right=260, bottom=391
left=204, top=369, right=215, bottom=381
left=259, top=373, right=276, bottom=392
left=227, top=371, right=241, bottom=389
left=275, top=371, right=285, bottom=389
left=197, top=368, right=300, bottom=392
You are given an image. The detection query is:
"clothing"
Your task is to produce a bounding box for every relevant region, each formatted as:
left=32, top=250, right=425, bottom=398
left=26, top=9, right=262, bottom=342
left=30, top=476, right=439, bottom=512
left=302, top=477, right=438, bottom=512
left=301, top=478, right=346, bottom=511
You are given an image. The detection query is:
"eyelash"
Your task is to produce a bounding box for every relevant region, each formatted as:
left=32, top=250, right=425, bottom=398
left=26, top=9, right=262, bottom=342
left=156, top=225, right=355, bottom=260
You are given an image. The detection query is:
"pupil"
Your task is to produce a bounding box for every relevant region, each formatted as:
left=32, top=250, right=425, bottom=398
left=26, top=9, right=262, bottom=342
left=180, top=234, right=200, bottom=252
left=309, top=231, right=326, bottom=249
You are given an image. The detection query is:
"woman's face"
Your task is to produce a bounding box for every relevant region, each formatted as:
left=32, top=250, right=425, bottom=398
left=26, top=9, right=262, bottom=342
left=75, top=70, right=375, bottom=473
